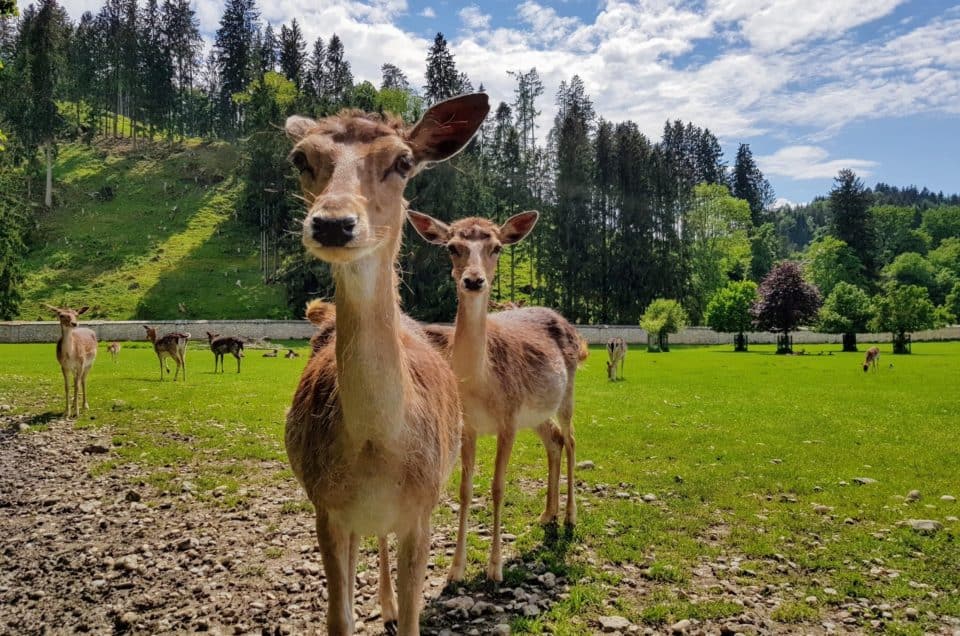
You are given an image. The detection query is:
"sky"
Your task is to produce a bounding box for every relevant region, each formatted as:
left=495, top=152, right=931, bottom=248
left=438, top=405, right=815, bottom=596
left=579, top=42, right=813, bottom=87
left=26, top=0, right=960, bottom=205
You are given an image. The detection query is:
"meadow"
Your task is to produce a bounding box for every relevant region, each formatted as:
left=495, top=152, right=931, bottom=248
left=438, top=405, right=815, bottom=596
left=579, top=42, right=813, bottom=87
left=0, top=339, right=958, bottom=634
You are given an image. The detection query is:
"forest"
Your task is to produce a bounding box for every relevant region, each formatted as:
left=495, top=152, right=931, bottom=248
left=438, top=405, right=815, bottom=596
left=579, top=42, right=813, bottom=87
left=1, top=0, right=959, bottom=329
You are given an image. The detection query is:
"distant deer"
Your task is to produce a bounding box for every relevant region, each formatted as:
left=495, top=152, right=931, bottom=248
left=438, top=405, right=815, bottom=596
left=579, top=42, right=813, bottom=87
left=262, top=349, right=278, bottom=358
left=143, top=326, right=189, bottom=381
left=409, top=210, right=587, bottom=583
left=284, top=94, right=486, bottom=634
left=45, top=304, right=97, bottom=418
left=863, top=346, right=880, bottom=373
left=107, top=341, right=121, bottom=363
left=284, top=348, right=300, bottom=359
left=606, top=337, right=626, bottom=381
left=206, top=332, right=244, bottom=373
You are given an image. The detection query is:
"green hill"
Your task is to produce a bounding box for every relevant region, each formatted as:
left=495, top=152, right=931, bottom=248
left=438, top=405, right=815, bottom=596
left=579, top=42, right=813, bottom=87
left=17, top=139, right=290, bottom=320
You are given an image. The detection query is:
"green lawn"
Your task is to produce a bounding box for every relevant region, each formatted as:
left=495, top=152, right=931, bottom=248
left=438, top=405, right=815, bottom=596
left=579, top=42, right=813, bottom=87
left=1, top=340, right=958, bottom=633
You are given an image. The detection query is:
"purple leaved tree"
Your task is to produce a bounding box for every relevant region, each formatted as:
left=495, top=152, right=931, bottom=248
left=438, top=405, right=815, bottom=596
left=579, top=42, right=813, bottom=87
left=751, top=261, right=822, bottom=354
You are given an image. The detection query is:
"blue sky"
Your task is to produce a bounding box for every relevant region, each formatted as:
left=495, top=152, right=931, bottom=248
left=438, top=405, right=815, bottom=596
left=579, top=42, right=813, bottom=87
left=36, top=0, right=960, bottom=205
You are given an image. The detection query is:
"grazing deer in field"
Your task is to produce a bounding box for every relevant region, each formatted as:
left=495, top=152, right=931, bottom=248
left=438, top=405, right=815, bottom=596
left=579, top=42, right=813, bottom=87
left=284, top=348, right=300, bottom=359
left=45, top=304, right=97, bottom=418
left=206, top=332, right=244, bottom=373
left=863, top=346, right=880, bottom=373
left=262, top=349, right=278, bottom=358
left=409, top=210, right=588, bottom=583
left=284, top=94, right=487, bottom=635
left=107, top=341, right=121, bottom=362
left=143, top=326, right=190, bottom=381
left=606, top=337, right=627, bottom=381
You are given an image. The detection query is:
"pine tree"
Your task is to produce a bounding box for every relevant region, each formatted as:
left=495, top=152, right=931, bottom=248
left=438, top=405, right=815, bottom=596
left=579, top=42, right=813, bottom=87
left=424, top=32, right=458, bottom=104
left=214, top=0, right=259, bottom=135
left=380, top=63, right=408, bottom=91
left=305, top=36, right=324, bottom=99
left=139, top=0, right=174, bottom=137
left=257, top=23, right=276, bottom=73
left=278, top=18, right=305, bottom=89
left=732, top=143, right=773, bottom=226
left=161, top=0, right=201, bottom=137
left=321, top=34, right=352, bottom=106
left=830, top=169, right=877, bottom=280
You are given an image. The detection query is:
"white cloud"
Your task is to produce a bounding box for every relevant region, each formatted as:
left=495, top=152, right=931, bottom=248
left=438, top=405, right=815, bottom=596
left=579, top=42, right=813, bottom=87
left=458, top=6, right=491, bottom=31
left=419, top=6, right=435, bottom=19
left=757, top=145, right=879, bottom=180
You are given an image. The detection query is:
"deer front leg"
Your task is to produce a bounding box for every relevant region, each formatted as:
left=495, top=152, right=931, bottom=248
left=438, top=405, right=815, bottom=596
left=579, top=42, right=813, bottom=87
left=535, top=421, right=562, bottom=525
left=315, top=512, right=355, bottom=636
left=62, top=369, right=71, bottom=418
left=397, top=512, right=430, bottom=636
left=487, top=427, right=517, bottom=582
left=80, top=367, right=90, bottom=411
left=159, top=357, right=165, bottom=381
left=560, top=398, right=577, bottom=527
left=72, top=374, right=80, bottom=419
left=448, top=428, right=476, bottom=583
left=378, top=535, right=398, bottom=635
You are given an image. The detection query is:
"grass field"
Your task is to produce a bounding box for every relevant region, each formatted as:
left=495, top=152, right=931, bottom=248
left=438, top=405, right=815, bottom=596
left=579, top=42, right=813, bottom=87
left=1, top=340, right=958, bottom=633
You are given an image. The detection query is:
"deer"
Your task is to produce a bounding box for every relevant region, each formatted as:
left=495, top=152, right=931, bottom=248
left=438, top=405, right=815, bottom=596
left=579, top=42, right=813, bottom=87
left=408, top=210, right=588, bottom=583
left=143, top=326, right=190, bottom=381
left=283, top=94, right=488, bottom=636
left=284, top=348, right=300, bottom=359
left=262, top=349, right=279, bottom=358
left=863, top=346, right=880, bottom=373
left=206, top=332, right=244, bottom=373
left=44, top=304, right=97, bottom=418
left=606, top=337, right=626, bottom=381
left=107, top=341, right=121, bottom=362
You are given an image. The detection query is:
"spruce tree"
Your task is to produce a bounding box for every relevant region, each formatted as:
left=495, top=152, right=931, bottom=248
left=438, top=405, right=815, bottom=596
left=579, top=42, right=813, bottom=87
left=380, top=63, right=408, bottom=91
left=829, top=168, right=877, bottom=279
left=732, top=143, right=773, bottom=226
left=214, top=0, right=258, bottom=135
left=305, top=36, right=324, bottom=99
left=278, top=18, right=305, bottom=88
left=321, top=34, right=352, bottom=106
left=161, top=0, right=201, bottom=137
left=424, top=32, right=458, bottom=104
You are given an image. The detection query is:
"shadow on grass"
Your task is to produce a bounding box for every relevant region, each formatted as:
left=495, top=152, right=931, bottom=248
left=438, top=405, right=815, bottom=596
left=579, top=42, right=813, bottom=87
left=420, top=523, right=582, bottom=634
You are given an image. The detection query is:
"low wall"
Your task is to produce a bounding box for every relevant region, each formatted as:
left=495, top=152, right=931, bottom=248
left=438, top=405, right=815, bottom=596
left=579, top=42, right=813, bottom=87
left=2, top=320, right=959, bottom=346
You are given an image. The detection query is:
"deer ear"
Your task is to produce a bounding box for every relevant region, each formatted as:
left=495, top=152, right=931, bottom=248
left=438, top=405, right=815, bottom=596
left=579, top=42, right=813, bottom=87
left=143, top=325, right=150, bottom=331
left=407, top=211, right=451, bottom=245
left=285, top=115, right=317, bottom=142
left=500, top=210, right=539, bottom=245
left=406, top=93, right=490, bottom=165
left=43, top=303, right=59, bottom=314
left=77, top=306, right=89, bottom=315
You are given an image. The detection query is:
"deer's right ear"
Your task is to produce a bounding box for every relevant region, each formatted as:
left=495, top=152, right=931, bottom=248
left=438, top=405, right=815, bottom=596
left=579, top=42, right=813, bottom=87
left=406, top=93, right=490, bottom=165
left=285, top=116, right=317, bottom=142
left=43, top=303, right=59, bottom=314
left=407, top=211, right=451, bottom=245
left=142, top=325, right=150, bottom=331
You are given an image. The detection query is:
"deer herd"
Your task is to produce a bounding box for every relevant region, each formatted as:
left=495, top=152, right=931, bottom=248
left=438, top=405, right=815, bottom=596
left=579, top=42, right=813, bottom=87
left=36, top=95, right=886, bottom=635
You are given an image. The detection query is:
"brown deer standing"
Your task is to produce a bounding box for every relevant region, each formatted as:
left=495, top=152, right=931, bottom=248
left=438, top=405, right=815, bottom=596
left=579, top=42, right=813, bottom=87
left=107, top=341, right=121, bottom=362
left=409, top=210, right=587, bottom=583
left=284, top=94, right=488, bottom=636
left=45, top=304, right=97, bottom=418
left=206, top=332, right=244, bottom=373
left=606, top=337, right=626, bottom=381
left=143, top=326, right=190, bottom=381
left=863, top=346, right=880, bottom=372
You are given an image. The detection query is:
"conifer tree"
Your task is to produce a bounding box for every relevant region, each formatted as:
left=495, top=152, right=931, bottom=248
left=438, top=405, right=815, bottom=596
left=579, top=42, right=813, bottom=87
left=214, top=0, right=258, bottom=135
left=321, top=34, right=352, bottom=106
left=278, top=18, right=305, bottom=89
left=830, top=168, right=877, bottom=279
left=732, top=143, right=773, bottom=226
left=424, top=32, right=458, bottom=104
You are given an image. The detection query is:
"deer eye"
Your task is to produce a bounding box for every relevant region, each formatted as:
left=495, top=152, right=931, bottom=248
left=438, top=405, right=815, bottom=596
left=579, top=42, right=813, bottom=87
left=393, top=154, right=414, bottom=177
left=290, top=151, right=313, bottom=177
left=447, top=244, right=460, bottom=257
left=492, top=245, right=502, bottom=255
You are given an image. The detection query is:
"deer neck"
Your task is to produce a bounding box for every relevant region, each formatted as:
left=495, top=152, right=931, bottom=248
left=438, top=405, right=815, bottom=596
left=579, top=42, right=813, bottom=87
left=332, top=233, right=407, bottom=444
left=452, top=291, right=489, bottom=383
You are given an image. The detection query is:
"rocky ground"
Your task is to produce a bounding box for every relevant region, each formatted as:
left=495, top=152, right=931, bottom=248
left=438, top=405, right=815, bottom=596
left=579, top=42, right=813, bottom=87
left=2, top=416, right=958, bottom=635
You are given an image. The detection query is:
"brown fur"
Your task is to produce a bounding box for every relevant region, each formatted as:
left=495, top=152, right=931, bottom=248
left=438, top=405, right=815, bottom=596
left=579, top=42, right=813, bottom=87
left=284, top=94, right=487, bottom=636
left=206, top=332, right=244, bottom=373
left=606, top=337, right=626, bottom=381
left=45, top=304, right=97, bottom=418
left=143, top=326, right=189, bottom=381
left=407, top=210, right=585, bottom=582
left=863, top=346, right=880, bottom=372
left=107, top=341, right=121, bottom=363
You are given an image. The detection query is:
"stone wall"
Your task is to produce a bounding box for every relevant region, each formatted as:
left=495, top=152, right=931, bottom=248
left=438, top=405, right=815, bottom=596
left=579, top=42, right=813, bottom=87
left=2, top=320, right=958, bottom=346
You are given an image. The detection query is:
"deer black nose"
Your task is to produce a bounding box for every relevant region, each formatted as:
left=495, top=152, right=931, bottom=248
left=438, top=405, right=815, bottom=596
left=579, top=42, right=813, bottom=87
left=311, top=216, right=357, bottom=247
left=463, top=276, right=485, bottom=291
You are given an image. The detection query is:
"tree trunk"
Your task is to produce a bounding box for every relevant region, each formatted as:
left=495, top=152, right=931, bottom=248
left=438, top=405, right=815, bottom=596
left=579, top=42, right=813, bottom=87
left=44, top=145, right=53, bottom=208
left=776, top=331, right=792, bottom=354
left=734, top=332, right=748, bottom=352
left=893, top=331, right=911, bottom=354
left=842, top=332, right=857, bottom=352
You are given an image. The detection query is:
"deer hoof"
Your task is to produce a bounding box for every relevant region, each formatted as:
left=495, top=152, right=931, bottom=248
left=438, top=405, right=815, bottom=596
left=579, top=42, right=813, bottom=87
left=384, top=620, right=398, bottom=636
left=485, top=561, right=503, bottom=583
left=539, top=511, right=558, bottom=525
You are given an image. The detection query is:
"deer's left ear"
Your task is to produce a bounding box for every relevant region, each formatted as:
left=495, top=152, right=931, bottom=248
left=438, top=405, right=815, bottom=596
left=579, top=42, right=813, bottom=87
left=500, top=211, right=539, bottom=245
left=77, top=306, right=89, bottom=315
left=407, top=210, right=452, bottom=245
left=406, top=93, right=490, bottom=165
left=285, top=115, right=318, bottom=142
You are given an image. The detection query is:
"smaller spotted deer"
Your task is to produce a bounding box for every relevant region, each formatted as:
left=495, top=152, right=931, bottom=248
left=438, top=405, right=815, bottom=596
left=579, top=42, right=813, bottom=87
left=45, top=304, right=98, bottom=418
left=107, top=341, right=121, bottom=362
left=143, top=326, right=190, bottom=381
left=206, top=332, right=244, bottom=373
left=863, top=346, right=880, bottom=373
left=606, top=337, right=626, bottom=381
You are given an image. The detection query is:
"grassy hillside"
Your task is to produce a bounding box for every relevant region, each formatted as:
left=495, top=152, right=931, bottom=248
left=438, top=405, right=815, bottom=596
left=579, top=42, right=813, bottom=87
left=17, top=139, right=290, bottom=320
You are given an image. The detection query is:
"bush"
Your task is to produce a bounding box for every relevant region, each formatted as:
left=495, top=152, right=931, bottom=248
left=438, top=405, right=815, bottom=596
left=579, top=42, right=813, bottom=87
left=640, top=299, right=687, bottom=352
left=871, top=284, right=939, bottom=354
left=705, top=280, right=758, bottom=351
left=816, top=282, right=873, bottom=351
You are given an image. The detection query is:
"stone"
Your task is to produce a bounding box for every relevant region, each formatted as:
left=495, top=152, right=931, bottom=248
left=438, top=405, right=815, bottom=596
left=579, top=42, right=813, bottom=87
left=806, top=596, right=819, bottom=605
left=941, top=495, right=956, bottom=502
left=125, top=490, right=141, bottom=503
left=906, top=490, right=921, bottom=501
left=823, top=588, right=838, bottom=596
left=642, top=493, right=657, bottom=503
left=81, top=444, right=109, bottom=454
left=669, top=618, right=691, bottom=634
left=907, top=519, right=942, bottom=534
left=813, top=505, right=832, bottom=514
left=905, top=607, right=919, bottom=620
left=538, top=572, right=556, bottom=589
left=576, top=460, right=595, bottom=470
left=521, top=604, right=540, bottom=617
left=599, top=616, right=632, bottom=632
left=491, top=625, right=511, bottom=636
left=443, top=596, right=475, bottom=613
left=852, top=477, right=877, bottom=485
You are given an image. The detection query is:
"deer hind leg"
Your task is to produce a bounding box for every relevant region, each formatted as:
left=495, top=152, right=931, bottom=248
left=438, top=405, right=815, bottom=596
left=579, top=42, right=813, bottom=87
left=315, top=512, right=355, bottom=636
left=235, top=352, right=241, bottom=373
left=397, top=511, right=430, bottom=636
left=62, top=369, right=71, bottom=417
left=535, top=420, right=562, bottom=525
left=448, top=428, right=476, bottom=583
left=559, top=392, right=577, bottom=527
left=378, top=536, right=399, bottom=635
left=486, top=426, right=517, bottom=582
left=80, top=366, right=90, bottom=411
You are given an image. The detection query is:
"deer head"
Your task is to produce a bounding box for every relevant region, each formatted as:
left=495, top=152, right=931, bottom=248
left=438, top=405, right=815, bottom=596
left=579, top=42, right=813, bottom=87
left=44, top=304, right=88, bottom=328
left=285, top=94, right=490, bottom=266
left=408, top=210, right=539, bottom=296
